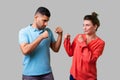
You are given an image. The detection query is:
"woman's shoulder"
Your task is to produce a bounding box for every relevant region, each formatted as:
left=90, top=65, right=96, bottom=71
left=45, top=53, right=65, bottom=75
left=75, top=33, right=85, bottom=37
left=73, top=34, right=86, bottom=41
left=97, top=37, right=105, bottom=45
left=75, top=34, right=86, bottom=39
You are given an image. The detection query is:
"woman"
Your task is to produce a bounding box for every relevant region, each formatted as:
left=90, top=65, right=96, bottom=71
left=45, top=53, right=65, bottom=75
left=64, top=12, right=105, bottom=80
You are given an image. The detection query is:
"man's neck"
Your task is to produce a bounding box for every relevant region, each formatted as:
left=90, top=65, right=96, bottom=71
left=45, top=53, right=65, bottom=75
left=32, top=23, right=37, bottom=29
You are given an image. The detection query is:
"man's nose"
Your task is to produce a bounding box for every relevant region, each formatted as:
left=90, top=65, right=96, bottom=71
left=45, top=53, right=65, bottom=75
left=45, top=22, right=48, bottom=26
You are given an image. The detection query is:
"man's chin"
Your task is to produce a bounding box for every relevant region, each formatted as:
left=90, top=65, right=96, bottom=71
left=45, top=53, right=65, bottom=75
left=38, top=27, right=45, bottom=30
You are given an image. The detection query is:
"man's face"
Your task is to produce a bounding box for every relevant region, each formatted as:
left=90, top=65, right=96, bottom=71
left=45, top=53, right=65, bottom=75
left=35, top=13, right=49, bottom=29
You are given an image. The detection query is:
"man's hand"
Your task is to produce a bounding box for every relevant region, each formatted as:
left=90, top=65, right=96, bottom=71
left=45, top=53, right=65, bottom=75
left=41, top=30, right=48, bottom=39
left=55, top=27, right=63, bottom=35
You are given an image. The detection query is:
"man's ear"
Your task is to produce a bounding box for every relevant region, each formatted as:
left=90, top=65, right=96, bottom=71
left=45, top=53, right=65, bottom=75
left=34, top=14, right=38, bottom=19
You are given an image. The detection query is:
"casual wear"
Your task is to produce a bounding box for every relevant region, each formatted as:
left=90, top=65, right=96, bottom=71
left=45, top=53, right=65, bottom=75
left=22, top=72, right=54, bottom=80
left=64, top=34, right=105, bottom=80
left=19, top=24, right=55, bottom=76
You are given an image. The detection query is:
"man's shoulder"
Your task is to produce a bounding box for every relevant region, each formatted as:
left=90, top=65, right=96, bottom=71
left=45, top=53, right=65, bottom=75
left=45, top=27, right=52, bottom=33
left=19, top=25, right=30, bottom=33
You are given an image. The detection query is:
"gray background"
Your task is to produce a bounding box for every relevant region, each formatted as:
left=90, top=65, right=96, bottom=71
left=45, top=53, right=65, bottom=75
left=0, top=0, right=119, bottom=80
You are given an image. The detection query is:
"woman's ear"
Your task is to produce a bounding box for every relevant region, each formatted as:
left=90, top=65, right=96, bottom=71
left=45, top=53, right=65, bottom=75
left=94, top=24, right=98, bottom=31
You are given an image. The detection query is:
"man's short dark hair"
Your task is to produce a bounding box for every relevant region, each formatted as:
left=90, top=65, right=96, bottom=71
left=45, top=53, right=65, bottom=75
left=35, top=7, right=51, bottom=17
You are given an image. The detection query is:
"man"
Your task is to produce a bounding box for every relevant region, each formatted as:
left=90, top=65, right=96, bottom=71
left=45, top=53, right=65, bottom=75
left=19, top=7, right=63, bottom=80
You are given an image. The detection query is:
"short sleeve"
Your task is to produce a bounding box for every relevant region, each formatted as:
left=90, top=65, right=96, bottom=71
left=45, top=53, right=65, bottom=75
left=19, top=29, right=29, bottom=44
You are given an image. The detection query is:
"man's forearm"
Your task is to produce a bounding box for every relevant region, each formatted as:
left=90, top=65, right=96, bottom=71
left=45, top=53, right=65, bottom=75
left=54, top=34, right=62, bottom=52
left=21, top=35, right=44, bottom=55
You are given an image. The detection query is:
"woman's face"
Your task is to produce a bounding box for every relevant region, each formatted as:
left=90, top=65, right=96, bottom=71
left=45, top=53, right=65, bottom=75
left=83, top=20, right=97, bottom=35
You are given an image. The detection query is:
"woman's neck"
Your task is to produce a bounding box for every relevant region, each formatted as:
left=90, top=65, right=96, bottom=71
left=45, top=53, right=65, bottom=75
left=86, top=33, right=97, bottom=39
left=86, top=33, right=98, bottom=44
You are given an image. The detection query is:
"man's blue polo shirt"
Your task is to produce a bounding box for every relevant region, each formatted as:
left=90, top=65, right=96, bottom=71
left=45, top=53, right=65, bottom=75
left=19, top=25, right=55, bottom=76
